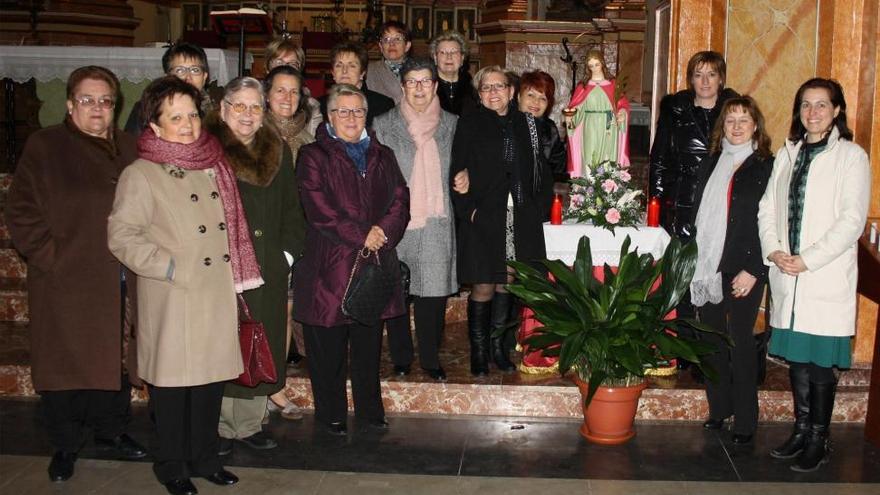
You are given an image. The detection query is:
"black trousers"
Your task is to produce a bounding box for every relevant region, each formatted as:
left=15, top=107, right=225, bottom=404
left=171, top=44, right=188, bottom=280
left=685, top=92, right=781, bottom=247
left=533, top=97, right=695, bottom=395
left=698, top=273, right=765, bottom=435
left=148, top=381, right=224, bottom=483
left=40, top=374, right=133, bottom=453
left=386, top=296, right=448, bottom=369
left=303, top=322, right=384, bottom=424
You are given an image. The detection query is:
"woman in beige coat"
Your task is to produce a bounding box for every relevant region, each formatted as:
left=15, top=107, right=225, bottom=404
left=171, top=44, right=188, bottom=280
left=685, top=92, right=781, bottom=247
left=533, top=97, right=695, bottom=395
left=109, top=76, right=262, bottom=495
left=758, top=78, right=871, bottom=473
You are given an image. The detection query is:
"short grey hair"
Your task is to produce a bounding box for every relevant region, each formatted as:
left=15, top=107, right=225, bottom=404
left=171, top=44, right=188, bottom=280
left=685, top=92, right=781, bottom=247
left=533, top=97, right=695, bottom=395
left=223, top=76, right=266, bottom=106
left=326, top=83, right=368, bottom=112
left=472, top=65, right=508, bottom=93
left=430, top=31, right=468, bottom=59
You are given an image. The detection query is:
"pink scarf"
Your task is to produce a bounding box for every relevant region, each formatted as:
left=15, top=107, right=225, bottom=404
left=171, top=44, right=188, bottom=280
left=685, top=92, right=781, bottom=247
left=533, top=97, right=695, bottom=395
left=138, top=129, right=263, bottom=293
left=400, top=95, right=445, bottom=230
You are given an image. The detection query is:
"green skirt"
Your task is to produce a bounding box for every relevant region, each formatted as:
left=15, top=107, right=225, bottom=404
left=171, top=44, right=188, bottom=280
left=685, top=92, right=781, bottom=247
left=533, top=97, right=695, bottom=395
left=769, top=327, right=852, bottom=368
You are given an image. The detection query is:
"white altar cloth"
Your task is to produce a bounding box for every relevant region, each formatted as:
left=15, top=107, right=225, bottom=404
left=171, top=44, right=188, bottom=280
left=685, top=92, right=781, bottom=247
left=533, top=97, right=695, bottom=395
left=0, top=46, right=251, bottom=85
left=543, top=221, right=671, bottom=266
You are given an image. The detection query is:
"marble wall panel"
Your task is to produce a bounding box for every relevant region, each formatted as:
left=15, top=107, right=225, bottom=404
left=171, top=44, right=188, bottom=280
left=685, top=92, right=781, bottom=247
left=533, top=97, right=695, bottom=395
left=725, top=0, right=818, bottom=152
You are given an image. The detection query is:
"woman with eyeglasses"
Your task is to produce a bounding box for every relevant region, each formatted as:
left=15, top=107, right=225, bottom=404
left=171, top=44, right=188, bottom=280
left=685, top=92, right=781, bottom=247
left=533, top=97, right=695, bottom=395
left=203, top=76, right=306, bottom=454
left=262, top=65, right=312, bottom=421
left=373, top=58, right=469, bottom=381
left=430, top=31, right=478, bottom=116
left=125, top=42, right=215, bottom=137
left=9, top=64, right=148, bottom=482
left=451, top=66, right=554, bottom=376
left=366, top=21, right=412, bottom=103
left=319, top=41, right=394, bottom=128
left=294, top=84, right=409, bottom=435
left=108, top=76, right=252, bottom=494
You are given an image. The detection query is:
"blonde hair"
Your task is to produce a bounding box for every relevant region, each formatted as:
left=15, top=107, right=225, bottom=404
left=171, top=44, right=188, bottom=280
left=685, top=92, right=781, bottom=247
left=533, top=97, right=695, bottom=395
left=472, top=65, right=508, bottom=92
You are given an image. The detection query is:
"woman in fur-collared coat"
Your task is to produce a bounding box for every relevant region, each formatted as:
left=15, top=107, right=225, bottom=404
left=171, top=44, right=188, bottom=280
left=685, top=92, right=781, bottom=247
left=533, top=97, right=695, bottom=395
left=208, top=77, right=306, bottom=453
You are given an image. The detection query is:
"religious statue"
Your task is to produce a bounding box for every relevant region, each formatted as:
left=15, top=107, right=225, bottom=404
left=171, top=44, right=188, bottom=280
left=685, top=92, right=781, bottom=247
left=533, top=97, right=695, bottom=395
left=563, top=49, right=630, bottom=177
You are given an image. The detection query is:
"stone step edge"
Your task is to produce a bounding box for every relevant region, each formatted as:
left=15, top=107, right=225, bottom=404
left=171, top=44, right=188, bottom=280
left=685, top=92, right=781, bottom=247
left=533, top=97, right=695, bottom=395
left=0, top=366, right=866, bottom=423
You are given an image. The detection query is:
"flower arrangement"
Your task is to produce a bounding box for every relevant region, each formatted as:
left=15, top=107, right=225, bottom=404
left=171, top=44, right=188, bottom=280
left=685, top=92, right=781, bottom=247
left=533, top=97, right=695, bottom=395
left=565, top=159, right=643, bottom=231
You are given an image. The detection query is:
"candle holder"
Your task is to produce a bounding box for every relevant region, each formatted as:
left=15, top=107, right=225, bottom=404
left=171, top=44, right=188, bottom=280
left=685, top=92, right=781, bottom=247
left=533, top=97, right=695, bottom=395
left=562, top=107, right=577, bottom=129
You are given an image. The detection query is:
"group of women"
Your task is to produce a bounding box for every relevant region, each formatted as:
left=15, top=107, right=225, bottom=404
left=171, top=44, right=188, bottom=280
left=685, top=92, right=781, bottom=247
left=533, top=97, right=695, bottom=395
left=652, top=51, right=870, bottom=473
left=4, top=32, right=870, bottom=495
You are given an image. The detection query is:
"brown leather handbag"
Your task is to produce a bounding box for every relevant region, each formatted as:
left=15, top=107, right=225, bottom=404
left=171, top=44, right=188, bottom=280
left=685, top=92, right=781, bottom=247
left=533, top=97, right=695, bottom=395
left=233, top=294, right=278, bottom=387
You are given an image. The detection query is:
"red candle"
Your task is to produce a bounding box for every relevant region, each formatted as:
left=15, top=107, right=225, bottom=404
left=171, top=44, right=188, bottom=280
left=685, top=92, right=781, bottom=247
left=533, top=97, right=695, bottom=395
left=550, top=194, right=563, bottom=225
left=647, top=197, right=660, bottom=227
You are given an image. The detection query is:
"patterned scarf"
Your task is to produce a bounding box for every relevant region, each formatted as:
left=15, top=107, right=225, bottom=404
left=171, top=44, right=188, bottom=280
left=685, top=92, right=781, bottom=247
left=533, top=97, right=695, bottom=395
left=137, top=128, right=263, bottom=293
left=400, top=95, right=445, bottom=229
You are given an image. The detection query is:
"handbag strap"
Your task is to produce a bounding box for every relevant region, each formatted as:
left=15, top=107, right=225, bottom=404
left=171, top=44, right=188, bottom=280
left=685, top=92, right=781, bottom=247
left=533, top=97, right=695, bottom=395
left=237, top=294, right=254, bottom=321
left=525, top=112, right=543, bottom=195
left=342, top=247, right=373, bottom=299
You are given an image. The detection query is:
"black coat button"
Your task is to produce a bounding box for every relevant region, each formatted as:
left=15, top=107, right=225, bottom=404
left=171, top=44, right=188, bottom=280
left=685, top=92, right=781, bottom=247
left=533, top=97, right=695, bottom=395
left=191, top=194, right=198, bottom=201
left=198, top=225, right=206, bottom=233
left=223, top=254, right=230, bottom=262
left=204, top=257, right=212, bottom=266
left=218, top=222, right=226, bottom=230
left=211, top=191, right=219, bottom=199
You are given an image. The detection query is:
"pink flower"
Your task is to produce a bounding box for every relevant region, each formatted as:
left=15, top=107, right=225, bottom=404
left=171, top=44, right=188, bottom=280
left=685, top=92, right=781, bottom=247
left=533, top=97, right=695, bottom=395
left=619, top=170, right=631, bottom=182
left=605, top=208, right=621, bottom=224
left=601, top=179, right=618, bottom=193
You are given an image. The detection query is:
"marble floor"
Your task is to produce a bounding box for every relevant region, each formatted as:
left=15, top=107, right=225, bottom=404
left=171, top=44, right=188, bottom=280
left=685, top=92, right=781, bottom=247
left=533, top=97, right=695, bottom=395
left=1, top=398, right=880, bottom=495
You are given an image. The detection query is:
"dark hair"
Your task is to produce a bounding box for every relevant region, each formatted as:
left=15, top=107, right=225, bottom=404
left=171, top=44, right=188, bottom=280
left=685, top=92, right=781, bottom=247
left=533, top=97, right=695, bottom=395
left=161, top=42, right=208, bottom=74
left=519, top=70, right=556, bottom=117
left=708, top=96, right=772, bottom=159
left=788, top=78, right=853, bottom=142
left=66, top=65, right=120, bottom=101
left=400, top=57, right=438, bottom=83
left=264, top=65, right=308, bottom=116
left=506, top=71, right=520, bottom=94
left=140, top=76, right=201, bottom=129
left=330, top=41, right=369, bottom=74
left=380, top=20, right=412, bottom=42
left=685, top=51, right=726, bottom=91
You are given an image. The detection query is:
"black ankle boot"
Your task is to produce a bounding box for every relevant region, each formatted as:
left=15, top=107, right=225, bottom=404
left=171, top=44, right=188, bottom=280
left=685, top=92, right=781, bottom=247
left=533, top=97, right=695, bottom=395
left=489, top=293, right=517, bottom=373
left=467, top=299, right=492, bottom=376
left=791, top=380, right=835, bottom=472
left=771, top=365, right=811, bottom=459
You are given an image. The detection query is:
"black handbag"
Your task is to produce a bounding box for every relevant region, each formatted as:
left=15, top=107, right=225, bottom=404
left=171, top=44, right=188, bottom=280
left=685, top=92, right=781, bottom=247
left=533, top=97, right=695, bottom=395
left=342, top=248, right=397, bottom=325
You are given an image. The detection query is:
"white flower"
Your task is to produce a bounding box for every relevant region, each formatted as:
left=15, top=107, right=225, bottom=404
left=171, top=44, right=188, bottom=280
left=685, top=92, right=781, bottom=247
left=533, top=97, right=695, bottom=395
left=616, top=189, right=642, bottom=207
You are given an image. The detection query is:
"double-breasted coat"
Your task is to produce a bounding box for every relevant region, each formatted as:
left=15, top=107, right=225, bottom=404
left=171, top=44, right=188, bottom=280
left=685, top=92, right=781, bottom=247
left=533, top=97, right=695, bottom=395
left=373, top=106, right=458, bottom=297
left=6, top=120, right=137, bottom=392
left=293, top=124, right=410, bottom=328
left=208, top=120, right=306, bottom=398
left=450, top=105, right=554, bottom=284
left=108, top=157, right=243, bottom=387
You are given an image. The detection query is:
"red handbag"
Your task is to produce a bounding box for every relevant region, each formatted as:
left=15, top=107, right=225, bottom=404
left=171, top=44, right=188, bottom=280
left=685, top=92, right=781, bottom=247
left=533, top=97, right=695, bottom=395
left=233, top=295, right=278, bottom=387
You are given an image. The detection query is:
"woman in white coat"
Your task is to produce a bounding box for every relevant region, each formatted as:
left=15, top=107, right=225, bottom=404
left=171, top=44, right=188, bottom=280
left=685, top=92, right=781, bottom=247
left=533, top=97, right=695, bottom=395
left=757, top=78, right=871, bottom=473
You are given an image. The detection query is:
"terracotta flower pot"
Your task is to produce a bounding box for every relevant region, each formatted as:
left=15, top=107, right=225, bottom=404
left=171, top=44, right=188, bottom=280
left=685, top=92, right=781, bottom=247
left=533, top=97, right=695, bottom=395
left=573, top=376, right=647, bottom=445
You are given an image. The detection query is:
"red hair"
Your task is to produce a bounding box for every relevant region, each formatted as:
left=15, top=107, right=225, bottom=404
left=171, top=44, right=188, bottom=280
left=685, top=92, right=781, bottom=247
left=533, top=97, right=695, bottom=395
left=519, top=70, right=556, bottom=117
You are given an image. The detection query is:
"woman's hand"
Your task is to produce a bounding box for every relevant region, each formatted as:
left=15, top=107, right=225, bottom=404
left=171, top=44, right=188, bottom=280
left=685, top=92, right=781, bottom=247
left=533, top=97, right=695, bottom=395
left=730, top=270, right=757, bottom=298
left=364, top=225, right=387, bottom=251
left=453, top=170, right=470, bottom=194
left=616, top=109, right=626, bottom=126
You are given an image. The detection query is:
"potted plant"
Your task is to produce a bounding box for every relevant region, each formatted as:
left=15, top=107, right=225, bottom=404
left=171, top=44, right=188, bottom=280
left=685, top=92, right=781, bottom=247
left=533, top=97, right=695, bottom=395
left=507, top=234, right=723, bottom=445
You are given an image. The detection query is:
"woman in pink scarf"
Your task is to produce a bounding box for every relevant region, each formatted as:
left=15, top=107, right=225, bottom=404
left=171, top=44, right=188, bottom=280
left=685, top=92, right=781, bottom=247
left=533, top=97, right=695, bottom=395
left=108, top=76, right=260, bottom=494
left=374, top=58, right=468, bottom=381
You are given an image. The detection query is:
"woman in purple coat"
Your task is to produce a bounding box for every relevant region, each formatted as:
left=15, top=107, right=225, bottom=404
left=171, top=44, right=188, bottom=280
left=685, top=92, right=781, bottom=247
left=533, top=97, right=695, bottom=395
left=293, top=84, right=410, bottom=436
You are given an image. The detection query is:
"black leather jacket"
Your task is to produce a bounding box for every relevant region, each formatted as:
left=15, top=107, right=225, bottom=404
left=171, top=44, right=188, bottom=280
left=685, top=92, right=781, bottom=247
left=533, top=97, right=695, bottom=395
left=648, top=88, right=738, bottom=239
left=537, top=117, right=568, bottom=183
left=437, top=70, right=479, bottom=117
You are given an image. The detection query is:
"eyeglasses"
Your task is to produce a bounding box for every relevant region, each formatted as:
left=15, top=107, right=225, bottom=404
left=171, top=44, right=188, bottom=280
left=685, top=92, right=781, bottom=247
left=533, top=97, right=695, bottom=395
left=479, top=83, right=509, bottom=93
left=380, top=36, right=405, bottom=45
left=330, top=107, right=367, bottom=119
left=73, top=96, right=115, bottom=109
left=224, top=99, right=264, bottom=115
left=268, top=58, right=301, bottom=70
left=169, top=66, right=206, bottom=77
left=404, top=78, right=434, bottom=88
left=436, top=50, right=461, bottom=58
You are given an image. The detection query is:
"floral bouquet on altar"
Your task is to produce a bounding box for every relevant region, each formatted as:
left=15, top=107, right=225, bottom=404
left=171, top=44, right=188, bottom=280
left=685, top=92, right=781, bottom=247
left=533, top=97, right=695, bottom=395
left=565, top=160, right=643, bottom=232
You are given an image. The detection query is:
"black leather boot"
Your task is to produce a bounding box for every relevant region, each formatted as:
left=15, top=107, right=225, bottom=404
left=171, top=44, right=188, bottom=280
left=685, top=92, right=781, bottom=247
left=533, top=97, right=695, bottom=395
left=490, top=293, right=517, bottom=373
left=791, top=380, right=835, bottom=472
left=467, top=299, right=491, bottom=376
left=771, top=365, right=811, bottom=459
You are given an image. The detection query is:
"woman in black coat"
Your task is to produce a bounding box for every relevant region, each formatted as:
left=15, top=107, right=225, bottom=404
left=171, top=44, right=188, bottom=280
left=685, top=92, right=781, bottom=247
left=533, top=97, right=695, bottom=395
left=451, top=66, right=554, bottom=377
left=690, top=96, right=773, bottom=444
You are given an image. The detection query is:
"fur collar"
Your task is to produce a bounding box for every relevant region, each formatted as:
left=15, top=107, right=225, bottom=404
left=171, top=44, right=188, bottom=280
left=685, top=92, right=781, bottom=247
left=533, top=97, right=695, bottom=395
left=207, top=117, right=283, bottom=187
